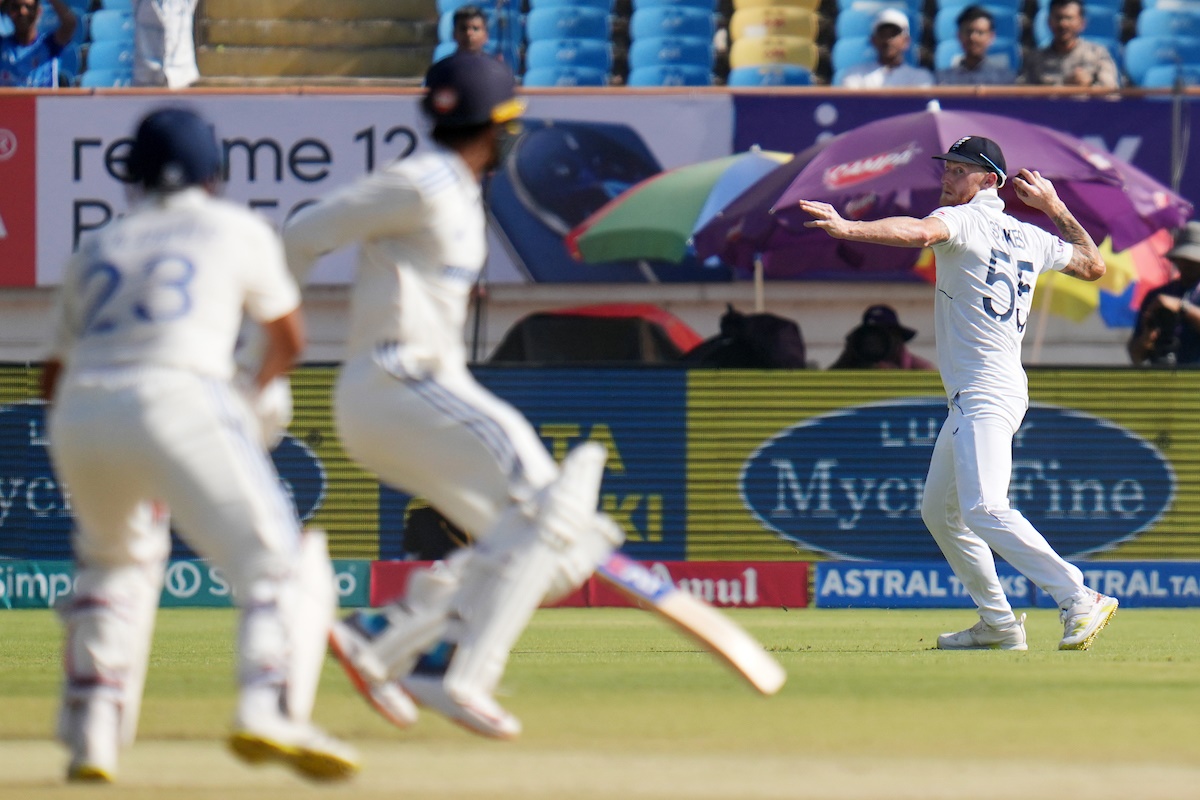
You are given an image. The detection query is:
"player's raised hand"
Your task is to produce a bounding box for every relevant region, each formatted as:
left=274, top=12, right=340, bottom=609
left=797, top=199, right=851, bottom=238
left=1012, top=168, right=1061, bottom=213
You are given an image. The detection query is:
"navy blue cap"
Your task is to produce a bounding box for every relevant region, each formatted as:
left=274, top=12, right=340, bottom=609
left=127, top=107, right=222, bottom=190
left=933, top=136, right=1007, bottom=185
left=423, top=52, right=524, bottom=128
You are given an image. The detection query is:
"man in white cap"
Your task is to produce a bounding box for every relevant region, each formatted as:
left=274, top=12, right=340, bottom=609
left=837, top=7, right=934, bottom=88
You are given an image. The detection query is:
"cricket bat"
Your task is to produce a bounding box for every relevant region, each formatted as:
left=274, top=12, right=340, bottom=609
left=595, top=553, right=787, bottom=696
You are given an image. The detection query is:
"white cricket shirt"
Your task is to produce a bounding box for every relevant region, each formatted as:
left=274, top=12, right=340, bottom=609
left=929, top=189, right=1073, bottom=401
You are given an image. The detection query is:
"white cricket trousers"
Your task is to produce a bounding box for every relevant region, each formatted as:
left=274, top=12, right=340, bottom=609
left=920, top=391, right=1089, bottom=627
left=49, top=369, right=300, bottom=684
left=334, top=356, right=559, bottom=539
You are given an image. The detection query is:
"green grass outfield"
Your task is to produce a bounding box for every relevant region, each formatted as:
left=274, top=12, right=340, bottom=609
left=2, top=607, right=1199, bottom=799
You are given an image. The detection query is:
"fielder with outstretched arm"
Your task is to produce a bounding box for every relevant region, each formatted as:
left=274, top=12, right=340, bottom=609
left=799, top=136, right=1119, bottom=651
left=43, top=107, right=356, bottom=783
left=283, top=52, right=625, bottom=739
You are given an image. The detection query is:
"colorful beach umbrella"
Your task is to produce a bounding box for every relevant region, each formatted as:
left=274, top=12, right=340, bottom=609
left=565, top=148, right=793, bottom=265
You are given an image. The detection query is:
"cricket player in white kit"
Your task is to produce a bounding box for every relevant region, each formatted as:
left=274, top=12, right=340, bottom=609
left=283, top=53, right=624, bottom=738
left=44, top=108, right=357, bottom=782
left=800, top=136, right=1120, bottom=651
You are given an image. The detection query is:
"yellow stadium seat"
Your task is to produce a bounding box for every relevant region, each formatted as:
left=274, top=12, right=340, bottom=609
left=732, top=0, right=822, bottom=14
left=730, top=6, right=819, bottom=40
left=729, top=35, right=819, bottom=69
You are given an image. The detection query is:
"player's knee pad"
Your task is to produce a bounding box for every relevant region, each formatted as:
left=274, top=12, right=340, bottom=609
left=283, top=529, right=336, bottom=721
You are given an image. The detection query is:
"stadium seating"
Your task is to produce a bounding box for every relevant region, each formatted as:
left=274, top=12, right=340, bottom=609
left=85, top=38, right=136, bottom=71
left=1124, top=35, right=1200, bottom=84
left=729, top=6, right=818, bottom=39
left=935, top=0, right=1022, bottom=12
left=630, top=5, right=715, bottom=39
left=934, top=36, right=1021, bottom=70
left=87, top=9, right=134, bottom=42
left=526, top=5, right=611, bottom=40
left=628, top=34, right=713, bottom=67
left=101, top=0, right=134, bottom=9
left=525, top=36, right=614, bottom=71
left=80, top=67, right=134, bottom=87
left=729, top=34, right=818, bottom=69
left=727, top=63, right=813, bottom=83
left=627, top=63, right=712, bottom=84
left=1141, top=62, right=1200, bottom=87
left=733, top=0, right=821, bottom=12
left=523, top=64, right=610, bottom=84
left=1137, top=7, right=1200, bottom=38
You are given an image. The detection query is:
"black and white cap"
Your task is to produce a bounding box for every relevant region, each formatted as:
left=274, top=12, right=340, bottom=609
left=423, top=51, right=525, bottom=128
left=933, top=136, right=1008, bottom=186
left=127, top=107, right=222, bottom=190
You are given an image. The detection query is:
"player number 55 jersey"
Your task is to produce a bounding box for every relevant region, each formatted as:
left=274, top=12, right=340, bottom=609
left=930, top=191, right=1072, bottom=401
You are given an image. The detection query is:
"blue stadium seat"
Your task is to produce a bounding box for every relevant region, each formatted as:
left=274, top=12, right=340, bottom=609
left=934, top=36, right=1020, bottom=70
left=1142, top=62, right=1200, bottom=86
left=1033, top=6, right=1120, bottom=46
left=57, top=43, right=81, bottom=82
left=525, top=6, right=611, bottom=40
left=80, top=67, right=134, bottom=87
left=86, top=38, right=135, bottom=71
left=630, top=6, right=715, bottom=39
left=531, top=0, right=613, bottom=9
left=830, top=35, right=874, bottom=72
left=628, top=35, right=713, bottom=68
left=1036, top=0, right=1123, bottom=9
left=727, top=63, right=813, bottom=84
left=627, top=64, right=712, bottom=84
left=1124, top=35, right=1200, bottom=84
left=87, top=9, right=134, bottom=42
left=634, top=0, right=715, bottom=9
left=835, top=0, right=923, bottom=12
left=522, top=65, right=609, bottom=84
left=933, top=5, right=1018, bottom=42
left=525, top=37, right=613, bottom=70
left=935, top=0, right=1022, bottom=11
left=436, top=0, right=500, bottom=14
left=1137, top=7, right=1200, bottom=38
left=102, top=0, right=133, bottom=9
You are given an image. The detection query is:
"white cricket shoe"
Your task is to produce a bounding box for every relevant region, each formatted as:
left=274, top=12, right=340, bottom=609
left=328, top=615, right=419, bottom=729
left=400, top=673, right=521, bottom=740
left=229, top=714, right=359, bottom=782
left=61, top=697, right=119, bottom=784
left=1059, top=592, right=1119, bottom=651
left=937, top=614, right=1028, bottom=650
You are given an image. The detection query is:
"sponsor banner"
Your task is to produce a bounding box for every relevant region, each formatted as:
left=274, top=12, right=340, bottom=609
left=370, top=560, right=587, bottom=608
left=32, top=94, right=731, bottom=287
left=815, top=561, right=1032, bottom=608
left=0, top=559, right=372, bottom=609
left=687, top=370, right=1197, bottom=561
left=591, top=560, right=809, bottom=608
left=0, top=95, right=36, bottom=286
left=1033, top=562, right=1200, bottom=609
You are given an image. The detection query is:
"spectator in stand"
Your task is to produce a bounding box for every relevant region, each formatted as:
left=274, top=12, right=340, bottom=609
left=936, top=5, right=1017, bottom=86
left=1020, top=0, right=1118, bottom=89
left=1128, top=222, right=1200, bottom=366
left=453, top=5, right=489, bottom=54
left=0, top=0, right=77, bottom=87
left=830, top=304, right=936, bottom=369
left=132, top=0, right=200, bottom=88
left=837, top=8, right=934, bottom=89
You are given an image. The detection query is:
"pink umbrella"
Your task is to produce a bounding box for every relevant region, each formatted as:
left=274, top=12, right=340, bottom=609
left=693, top=105, right=1193, bottom=280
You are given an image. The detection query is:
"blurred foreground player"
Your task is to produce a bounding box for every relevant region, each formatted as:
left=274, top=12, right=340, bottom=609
left=44, top=107, right=356, bottom=782
left=284, top=52, right=624, bottom=739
